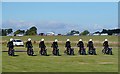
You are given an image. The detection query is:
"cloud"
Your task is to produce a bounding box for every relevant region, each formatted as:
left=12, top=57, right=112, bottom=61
left=2, top=20, right=114, bottom=34
left=36, top=21, right=67, bottom=34
left=93, top=24, right=104, bottom=30
left=2, top=20, right=34, bottom=30
left=36, top=21, right=66, bottom=29
left=2, top=20, right=68, bottom=34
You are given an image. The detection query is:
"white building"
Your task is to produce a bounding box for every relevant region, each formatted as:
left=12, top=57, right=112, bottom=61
left=7, top=33, right=14, bottom=36
left=46, top=32, right=55, bottom=36
left=16, top=34, right=24, bottom=36
left=101, top=33, right=108, bottom=36
left=73, top=34, right=79, bottom=36
left=93, top=33, right=100, bottom=36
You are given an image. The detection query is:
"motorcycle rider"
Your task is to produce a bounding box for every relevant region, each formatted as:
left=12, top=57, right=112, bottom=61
left=7, top=38, right=14, bottom=56
left=103, top=39, right=112, bottom=54
left=39, top=38, right=47, bottom=55
left=87, top=39, right=97, bottom=55
left=65, top=39, right=71, bottom=55
left=25, top=38, right=34, bottom=56
left=77, top=39, right=86, bottom=55
left=51, top=39, right=59, bottom=56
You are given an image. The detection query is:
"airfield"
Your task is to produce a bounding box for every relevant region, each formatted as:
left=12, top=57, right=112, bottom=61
left=2, top=35, right=118, bottom=72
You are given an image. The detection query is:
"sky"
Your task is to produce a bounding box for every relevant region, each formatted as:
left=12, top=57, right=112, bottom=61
left=1, top=0, right=119, bottom=2
left=2, top=2, right=118, bottom=34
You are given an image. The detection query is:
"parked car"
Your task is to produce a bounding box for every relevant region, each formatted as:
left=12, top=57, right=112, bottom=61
left=13, top=39, right=24, bottom=46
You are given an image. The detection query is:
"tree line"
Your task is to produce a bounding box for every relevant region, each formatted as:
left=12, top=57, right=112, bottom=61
left=94, top=29, right=120, bottom=35
left=67, top=30, right=90, bottom=36
left=1, top=26, right=120, bottom=36
left=1, top=26, right=37, bottom=36
left=1, top=28, right=13, bottom=36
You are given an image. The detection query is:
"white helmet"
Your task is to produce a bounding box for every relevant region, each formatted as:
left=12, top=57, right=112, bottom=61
left=10, top=38, right=13, bottom=41
left=55, top=39, right=58, bottom=42
left=28, top=38, right=31, bottom=41
left=41, top=38, right=44, bottom=41
left=79, top=39, right=82, bottom=41
left=105, top=39, right=108, bottom=41
left=67, top=39, right=70, bottom=41
left=89, top=39, right=92, bottom=41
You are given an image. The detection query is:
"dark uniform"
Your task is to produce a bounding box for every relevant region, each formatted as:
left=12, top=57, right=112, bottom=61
left=103, top=41, right=112, bottom=54
left=7, top=41, right=14, bottom=49
left=26, top=41, right=33, bottom=48
left=51, top=42, right=58, bottom=49
left=87, top=41, right=94, bottom=50
left=39, top=41, right=46, bottom=55
left=51, top=42, right=59, bottom=55
left=77, top=41, right=84, bottom=49
left=87, top=41, right=96, bottom=55
left=103, top=41, right=109, bottom=49
left=26, top=41, right=34, bottom=55
left=77, top=41, right=86, bottom=55
left=65, top=41, right=71, bottom=55
left=7, top=41, right=14, bottom=56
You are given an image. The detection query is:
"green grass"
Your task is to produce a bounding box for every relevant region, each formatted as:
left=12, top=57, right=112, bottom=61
left=2, top=47, right=118, bottom=72
left=2, top=35, right=119, bottom=47
left=2, top=35, right=118, bottom=42
left=2, top=36, right=118, bottom=72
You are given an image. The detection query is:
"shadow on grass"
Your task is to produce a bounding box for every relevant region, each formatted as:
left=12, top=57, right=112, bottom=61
left=13, top=55, right=19, bottom=56
left=39, top=54, right=50, bottom=56
left=8, top=55, right=19, bottom=57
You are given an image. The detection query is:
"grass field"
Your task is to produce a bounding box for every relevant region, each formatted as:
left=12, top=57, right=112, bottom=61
left=2, top=36, right=118, bottom=72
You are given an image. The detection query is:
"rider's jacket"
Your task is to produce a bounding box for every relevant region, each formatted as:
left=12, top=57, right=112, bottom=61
left=26, top=41, right=33, bottom=48
left=77, top=41, right=84, bottom=48
left=7, top=41, right=14, bottom=48
left=51, top=42, right=58, bottom=49
left=39, top=41, right=46, bottom=48
left=103, top=41, right=109, bottom=48
left=65, top=41, right=71, bottom=48
left=87, top=41, right=94, bottom=48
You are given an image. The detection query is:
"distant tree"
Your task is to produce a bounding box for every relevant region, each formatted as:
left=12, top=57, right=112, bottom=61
left=101, top=29, right=108, bottom=33
left=115, top=29, right=120, bottom=33
left=14, top=29, right=25, bottom=35
left=25, top=26, right=37, bottom=35
left=30, top=31, right=37, bottom=35
left=7, top=28, right=13, bottom=34
left=107, top=30, right=112, bottom=35
left=29, top=26, right=37, bottom=35
left=94, top=31, right=101, bottom=34
left=1, top=28, right=13, bottom=36
left=30, top=26, right=37, bottom=32
left=67, top=30, right=79, bottom=35
left=81, top=30, right=90, bottom=35
left=94, top=29, right=120, bottom=35
left=25, top=29, right=29, bottom=35
left=2, top=29, right=7, bottom=36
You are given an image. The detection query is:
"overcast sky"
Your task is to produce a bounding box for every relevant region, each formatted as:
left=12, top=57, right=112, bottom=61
left=2, top=2, right=118, bottom=34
